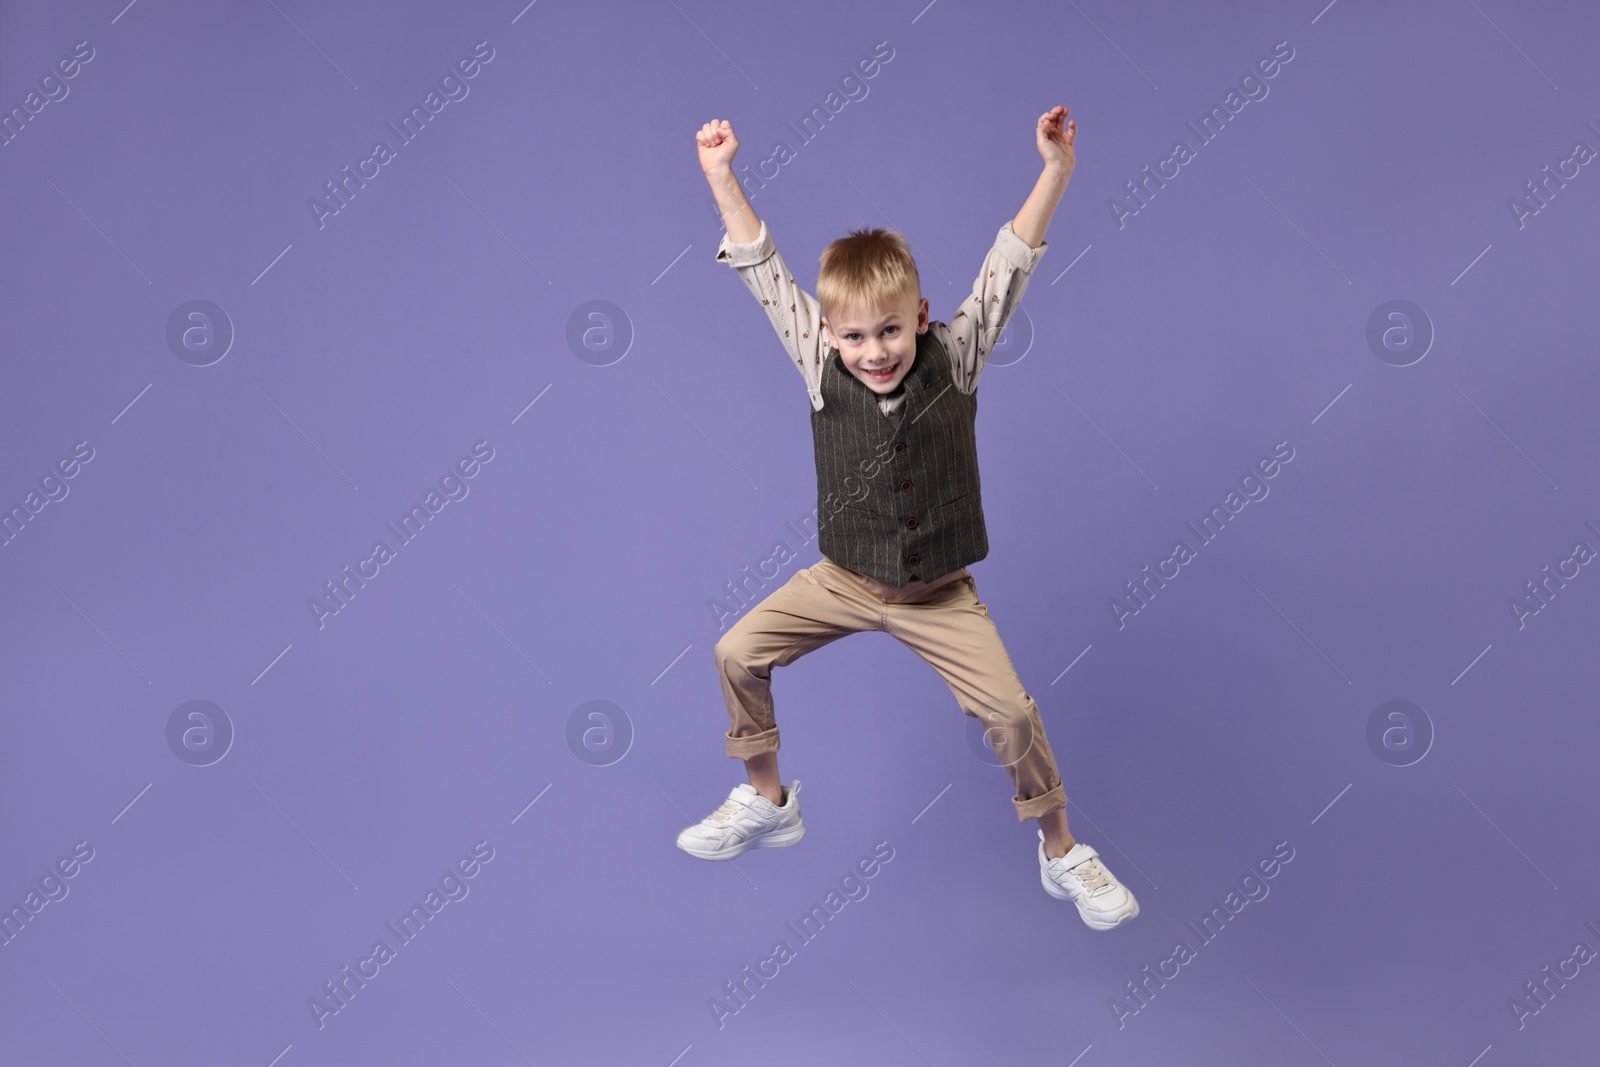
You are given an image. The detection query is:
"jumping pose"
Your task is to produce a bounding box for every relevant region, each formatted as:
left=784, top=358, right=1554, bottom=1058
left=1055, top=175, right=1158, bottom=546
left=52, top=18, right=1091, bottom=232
left=678, top=108, right=1138, bottom=931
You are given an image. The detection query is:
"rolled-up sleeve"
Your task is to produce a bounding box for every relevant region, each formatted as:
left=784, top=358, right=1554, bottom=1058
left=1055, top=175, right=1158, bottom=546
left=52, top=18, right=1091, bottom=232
left=938, top=220, right=1047, bottom=393
left=715, top=220, right=826, bottom=409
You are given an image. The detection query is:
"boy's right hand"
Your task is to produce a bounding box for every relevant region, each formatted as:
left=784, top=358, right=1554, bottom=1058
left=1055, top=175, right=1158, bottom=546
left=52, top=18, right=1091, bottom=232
left=696, top=119, right=739, bottom=174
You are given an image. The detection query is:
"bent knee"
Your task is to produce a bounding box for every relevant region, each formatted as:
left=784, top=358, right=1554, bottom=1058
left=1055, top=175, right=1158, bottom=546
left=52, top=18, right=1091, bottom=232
left=714, top=630, right=754, bottom=669
left=966, top=691, right=1034, bottom=727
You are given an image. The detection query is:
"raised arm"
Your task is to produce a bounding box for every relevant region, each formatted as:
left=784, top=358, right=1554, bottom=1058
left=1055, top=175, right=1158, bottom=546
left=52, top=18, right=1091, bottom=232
left=1012, top=105, right=1075, bottom=248
left=941, top=107, right=1076, bottom=391
left=698, top=119, right=762, bottom=244
left=699, top=118, right=827, bottom=407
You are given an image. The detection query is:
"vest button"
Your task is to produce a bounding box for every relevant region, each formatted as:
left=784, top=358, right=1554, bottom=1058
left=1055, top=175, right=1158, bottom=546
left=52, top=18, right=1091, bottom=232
left=899, top=479, right=912, bottom=490
left=905, top=517, right=918, bottom=529
left=906, top=554, right=920, bottom=565
left=893, top=441, right=907, bottom=453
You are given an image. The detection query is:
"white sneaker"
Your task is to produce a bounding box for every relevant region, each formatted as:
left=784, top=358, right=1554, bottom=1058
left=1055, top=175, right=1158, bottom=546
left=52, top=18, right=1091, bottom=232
left=1038, top=832, right=1140, bottom=930
left=676, top=779, right=804, bottom=861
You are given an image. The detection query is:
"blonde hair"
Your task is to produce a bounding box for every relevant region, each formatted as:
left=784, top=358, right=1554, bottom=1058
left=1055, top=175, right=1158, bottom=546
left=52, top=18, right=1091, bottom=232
left=817, top=227, right=921, bottom=329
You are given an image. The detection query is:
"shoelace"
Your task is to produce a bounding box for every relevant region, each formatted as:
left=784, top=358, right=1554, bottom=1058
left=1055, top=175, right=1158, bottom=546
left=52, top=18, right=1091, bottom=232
left=707, top=795, right=747, bottom=823
left=1069, top=858, right=1112, bottom=895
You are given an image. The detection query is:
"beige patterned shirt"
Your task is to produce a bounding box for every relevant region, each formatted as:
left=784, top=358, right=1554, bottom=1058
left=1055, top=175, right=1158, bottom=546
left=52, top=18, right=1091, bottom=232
left=715, top=219, right=1047, bottom=416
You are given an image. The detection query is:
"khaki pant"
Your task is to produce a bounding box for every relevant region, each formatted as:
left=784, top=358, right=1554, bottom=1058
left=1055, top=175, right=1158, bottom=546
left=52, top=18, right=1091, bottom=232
left=716, top=556, right=1066, bottom=821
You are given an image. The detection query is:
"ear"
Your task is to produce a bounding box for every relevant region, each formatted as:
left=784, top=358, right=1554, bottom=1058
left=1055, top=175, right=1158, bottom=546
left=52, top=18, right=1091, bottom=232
left=916, top=297, right=930, bottom=333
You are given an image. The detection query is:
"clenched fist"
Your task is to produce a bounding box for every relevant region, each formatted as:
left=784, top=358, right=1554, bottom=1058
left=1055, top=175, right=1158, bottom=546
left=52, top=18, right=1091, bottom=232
left=696, top=118, right=739, bottom=174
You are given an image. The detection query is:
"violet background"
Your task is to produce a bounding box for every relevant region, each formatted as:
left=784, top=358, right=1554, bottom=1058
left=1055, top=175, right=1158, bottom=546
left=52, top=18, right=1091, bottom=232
left=2, top=1, right=1598, bottom=1064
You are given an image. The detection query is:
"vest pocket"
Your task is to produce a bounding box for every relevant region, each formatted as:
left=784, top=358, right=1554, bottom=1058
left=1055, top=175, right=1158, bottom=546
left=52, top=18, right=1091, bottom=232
left=934, top=488, right=981, bottom=513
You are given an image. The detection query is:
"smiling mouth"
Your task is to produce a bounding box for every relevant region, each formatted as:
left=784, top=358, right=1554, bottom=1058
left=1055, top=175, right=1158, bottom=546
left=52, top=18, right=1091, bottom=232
left=863, top=361, right=899, bottom=382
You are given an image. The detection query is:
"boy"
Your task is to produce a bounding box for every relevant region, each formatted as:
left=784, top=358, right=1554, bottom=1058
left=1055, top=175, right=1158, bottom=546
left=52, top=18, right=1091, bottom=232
left=678, top=108, right=1138, bottom=930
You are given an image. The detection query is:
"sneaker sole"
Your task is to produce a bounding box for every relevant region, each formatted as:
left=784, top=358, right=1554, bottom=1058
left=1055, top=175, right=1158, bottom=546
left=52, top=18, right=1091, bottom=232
left=1081, top=905, right=1139, bottom=931
left=677, top=821, right=805, bottom=861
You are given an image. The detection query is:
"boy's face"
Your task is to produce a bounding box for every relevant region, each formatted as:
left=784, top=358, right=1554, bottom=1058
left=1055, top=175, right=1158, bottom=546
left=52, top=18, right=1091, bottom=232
left=821, top=290, right=929, bottom=395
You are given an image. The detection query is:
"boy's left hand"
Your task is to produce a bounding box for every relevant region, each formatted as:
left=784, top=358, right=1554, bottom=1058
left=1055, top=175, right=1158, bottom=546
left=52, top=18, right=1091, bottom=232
left=1036, top=106, right=1075, bottom=174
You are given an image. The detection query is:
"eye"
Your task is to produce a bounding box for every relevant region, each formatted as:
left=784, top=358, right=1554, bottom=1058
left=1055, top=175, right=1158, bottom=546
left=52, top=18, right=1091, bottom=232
left=844, top=332, right=862, bottom=342
left=883, top=326, right=899, bottom=335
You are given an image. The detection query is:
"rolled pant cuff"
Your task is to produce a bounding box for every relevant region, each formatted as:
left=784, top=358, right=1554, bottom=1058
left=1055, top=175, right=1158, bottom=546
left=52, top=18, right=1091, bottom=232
left=725, top=726, right=780, bottom=759
left=1012, top=783, right=1066, bottom=822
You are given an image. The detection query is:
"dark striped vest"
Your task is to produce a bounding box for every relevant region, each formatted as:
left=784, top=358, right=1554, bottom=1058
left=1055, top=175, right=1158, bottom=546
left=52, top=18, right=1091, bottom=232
left=810, top=327, right=988, bottom=586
